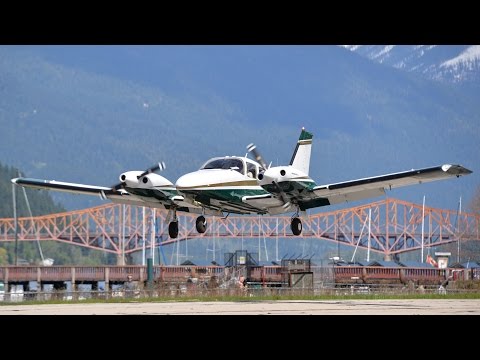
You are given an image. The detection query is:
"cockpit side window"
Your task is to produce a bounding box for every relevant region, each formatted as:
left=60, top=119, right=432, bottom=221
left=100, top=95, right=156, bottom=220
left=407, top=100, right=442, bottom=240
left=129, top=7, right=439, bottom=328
left=203, top=159, right=224, bottom=170
left=202, top=158, right=244, bottom=174
left=226, top=159, right=244, bottom=174
left=247, top=162, right=257, bottom=179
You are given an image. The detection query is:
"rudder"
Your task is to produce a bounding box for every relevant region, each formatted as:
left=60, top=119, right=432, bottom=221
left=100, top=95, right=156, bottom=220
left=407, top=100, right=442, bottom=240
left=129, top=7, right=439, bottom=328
left=289, top=128, right=313, bottom=175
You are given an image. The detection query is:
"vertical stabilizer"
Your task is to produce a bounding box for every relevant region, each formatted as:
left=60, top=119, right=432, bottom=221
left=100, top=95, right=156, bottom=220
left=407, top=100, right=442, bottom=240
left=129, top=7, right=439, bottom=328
left=289, top=128, right=313, bottom=175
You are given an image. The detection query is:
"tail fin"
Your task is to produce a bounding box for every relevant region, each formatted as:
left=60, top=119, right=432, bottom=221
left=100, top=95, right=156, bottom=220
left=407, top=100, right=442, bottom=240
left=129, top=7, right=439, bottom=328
left=289, top=128, right=313, bottom=175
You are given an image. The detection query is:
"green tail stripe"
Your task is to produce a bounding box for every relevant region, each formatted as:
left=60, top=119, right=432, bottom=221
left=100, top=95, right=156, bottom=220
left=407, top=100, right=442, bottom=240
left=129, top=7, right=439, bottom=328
left=299, top=129, right=313, bottom=141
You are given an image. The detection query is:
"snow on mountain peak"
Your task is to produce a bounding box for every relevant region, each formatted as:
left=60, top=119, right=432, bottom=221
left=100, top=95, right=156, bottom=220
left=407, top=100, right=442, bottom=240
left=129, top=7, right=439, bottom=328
left=371, top=45, right=395, bottom=61
left=341, top=45, right=479, bottom=83
left=341, top=45, right=363, bottom=51
left=440, top=45, right=480, bottom=69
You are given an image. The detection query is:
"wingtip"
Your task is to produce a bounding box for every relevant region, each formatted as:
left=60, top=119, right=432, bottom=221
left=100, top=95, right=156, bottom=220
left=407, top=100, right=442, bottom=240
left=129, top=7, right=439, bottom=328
left=441, top=164, right=473, bottom=176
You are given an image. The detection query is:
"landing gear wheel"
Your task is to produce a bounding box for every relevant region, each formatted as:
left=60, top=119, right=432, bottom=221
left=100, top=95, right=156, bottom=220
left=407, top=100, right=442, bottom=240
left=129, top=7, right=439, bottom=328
left=291, top=217, right=302, bottom=236
left=168, top=221, right=179, bottom=238
left=196, top=215, right=207, bottom=233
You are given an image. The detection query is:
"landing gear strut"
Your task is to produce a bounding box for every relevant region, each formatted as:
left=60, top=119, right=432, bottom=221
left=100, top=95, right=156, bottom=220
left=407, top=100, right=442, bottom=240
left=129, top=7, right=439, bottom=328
left=291, top=217, right=302, bottom=236
left=196, top=215, right=207, bottom=233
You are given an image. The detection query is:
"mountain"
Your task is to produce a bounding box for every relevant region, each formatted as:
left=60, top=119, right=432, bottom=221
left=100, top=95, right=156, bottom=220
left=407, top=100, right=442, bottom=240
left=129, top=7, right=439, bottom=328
left=341, top=45, right=480, bottom=84
left=0, top=45, right=478, bottom=212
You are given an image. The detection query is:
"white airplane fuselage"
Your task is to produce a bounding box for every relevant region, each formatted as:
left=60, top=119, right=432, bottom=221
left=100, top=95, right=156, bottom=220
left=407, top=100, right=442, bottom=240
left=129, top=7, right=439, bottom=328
left=175, top=156, right=269, bottom=214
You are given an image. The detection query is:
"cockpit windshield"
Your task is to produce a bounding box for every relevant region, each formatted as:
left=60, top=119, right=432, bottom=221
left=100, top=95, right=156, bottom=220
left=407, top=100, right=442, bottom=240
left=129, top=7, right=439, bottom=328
left=201, top=158, right=244, bottom=174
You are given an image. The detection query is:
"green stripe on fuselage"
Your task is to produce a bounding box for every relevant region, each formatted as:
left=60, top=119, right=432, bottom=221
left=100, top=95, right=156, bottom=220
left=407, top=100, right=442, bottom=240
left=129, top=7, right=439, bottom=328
left=183, top=188, right=268, bottom=205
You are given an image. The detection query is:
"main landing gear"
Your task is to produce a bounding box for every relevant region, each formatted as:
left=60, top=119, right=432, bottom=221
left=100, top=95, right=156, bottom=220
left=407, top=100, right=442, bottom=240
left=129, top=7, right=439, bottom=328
left=168, top=214, right=208, bottom=239
left=168, top=220, right=179, bottom=239
left=290, top=217, right=302, bottom=236
left=168, top=213, right=301, bottom=238
left=196, top=215, right=207, bottom=234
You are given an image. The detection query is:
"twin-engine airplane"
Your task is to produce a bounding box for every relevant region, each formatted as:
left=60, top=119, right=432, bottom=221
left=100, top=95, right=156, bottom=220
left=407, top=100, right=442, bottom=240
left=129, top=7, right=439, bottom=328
left=12, top=128, right=472, bottom=239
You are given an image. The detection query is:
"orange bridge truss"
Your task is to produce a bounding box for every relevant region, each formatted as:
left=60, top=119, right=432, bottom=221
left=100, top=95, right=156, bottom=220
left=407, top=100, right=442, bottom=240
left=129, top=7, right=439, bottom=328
left=0, top=198, right=479, bottom=257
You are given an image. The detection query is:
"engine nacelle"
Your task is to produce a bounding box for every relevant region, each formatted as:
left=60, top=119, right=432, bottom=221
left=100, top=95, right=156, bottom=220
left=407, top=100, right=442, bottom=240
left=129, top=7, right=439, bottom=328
left=259, top=166, right=308, bottom=187
left=139, top=173, right=174, bottom=188
left=119, top=171, right=143, bottom=188
left=119, top=171, right=173, bottom=189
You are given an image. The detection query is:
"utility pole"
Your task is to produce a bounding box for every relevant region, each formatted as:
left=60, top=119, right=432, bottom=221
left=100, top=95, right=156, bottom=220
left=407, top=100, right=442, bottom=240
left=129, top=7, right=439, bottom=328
left=12, top=182, right=18, bottom=266
left=151, top=208, right=155, bottom=265
left=367, top=208, right=371, bottom=262
left=457, top=196, right=462, bottom=263
left=142, top=207, right=146, bottom=266
left=421, top=195, right=425, bottom=263
left=121, top=204, right=126, bottom=266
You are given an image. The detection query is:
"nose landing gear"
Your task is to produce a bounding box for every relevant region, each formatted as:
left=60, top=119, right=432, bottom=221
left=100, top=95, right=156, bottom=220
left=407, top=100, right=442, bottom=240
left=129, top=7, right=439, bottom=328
left=167, top=212, right=208, bottom=239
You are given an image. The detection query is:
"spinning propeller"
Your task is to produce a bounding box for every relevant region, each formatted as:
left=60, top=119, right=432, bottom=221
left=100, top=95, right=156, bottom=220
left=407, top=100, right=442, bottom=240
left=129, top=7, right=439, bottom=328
left=246, top=143, right=291, bottom=209
left=246, top=143, right=268, bottom=170
left=136, top=161, right=166, bottom=179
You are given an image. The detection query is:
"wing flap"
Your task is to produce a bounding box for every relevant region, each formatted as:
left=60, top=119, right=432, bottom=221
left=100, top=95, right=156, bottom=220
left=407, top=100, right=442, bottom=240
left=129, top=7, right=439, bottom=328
left=242, top=193, right=284, bottom=208
left=324, top=188, right=386, bottom=205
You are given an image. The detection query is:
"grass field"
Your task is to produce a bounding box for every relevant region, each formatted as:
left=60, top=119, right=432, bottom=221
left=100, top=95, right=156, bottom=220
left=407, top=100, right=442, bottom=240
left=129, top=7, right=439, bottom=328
left=2, top=290, right=480, bottom=306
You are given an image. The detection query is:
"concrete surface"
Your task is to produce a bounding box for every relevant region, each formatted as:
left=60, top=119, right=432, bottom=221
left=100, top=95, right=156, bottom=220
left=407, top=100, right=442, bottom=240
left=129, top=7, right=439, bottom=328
left=1, top=299, right=480, bottom=315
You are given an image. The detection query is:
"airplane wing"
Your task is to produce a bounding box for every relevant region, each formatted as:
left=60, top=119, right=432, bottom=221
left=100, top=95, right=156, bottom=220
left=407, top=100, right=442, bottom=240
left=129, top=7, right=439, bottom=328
left=242, top=193, right=286, bottom=215
left=10, top=177, right=220, bottom=215
left=11, top=177, right=119, bottom=197
left=299, top=164, right=472, bottom=210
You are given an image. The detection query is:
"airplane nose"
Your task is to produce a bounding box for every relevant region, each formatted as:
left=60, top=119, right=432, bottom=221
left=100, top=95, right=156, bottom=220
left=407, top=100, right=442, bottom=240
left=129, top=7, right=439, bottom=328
left=176, top=173, right=198, bottom=189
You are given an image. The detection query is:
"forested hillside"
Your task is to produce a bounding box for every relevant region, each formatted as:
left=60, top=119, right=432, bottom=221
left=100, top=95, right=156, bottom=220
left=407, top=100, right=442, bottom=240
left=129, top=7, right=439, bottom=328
left=0, top=162, right=116, bottom=265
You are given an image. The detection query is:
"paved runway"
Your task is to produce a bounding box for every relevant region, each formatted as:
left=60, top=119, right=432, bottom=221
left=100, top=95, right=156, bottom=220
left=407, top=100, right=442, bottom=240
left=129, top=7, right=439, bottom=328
left=1, top=299, right=479, bottom=315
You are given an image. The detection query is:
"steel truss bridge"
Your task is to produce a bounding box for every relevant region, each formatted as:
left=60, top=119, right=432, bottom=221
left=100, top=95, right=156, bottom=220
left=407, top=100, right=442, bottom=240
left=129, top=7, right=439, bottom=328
left=0, top=198, right=479, bottom=258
